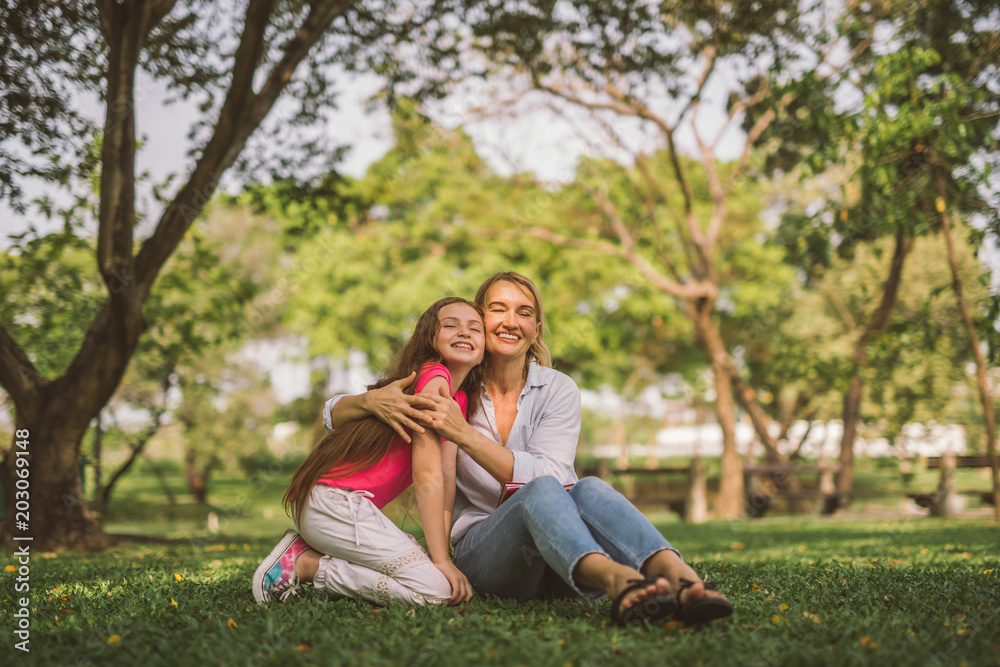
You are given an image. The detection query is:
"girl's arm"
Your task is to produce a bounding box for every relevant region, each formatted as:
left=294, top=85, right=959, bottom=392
left=410, top=377, right=473, bottom=604
left=441, top=439, right=458, bottom=544
left=411, top=425, right=448, bottom=562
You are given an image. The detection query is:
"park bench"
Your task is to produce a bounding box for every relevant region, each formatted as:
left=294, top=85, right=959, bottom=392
left=576, top=458, right=708, bottom=523
left=905, top=454, right=995, bottom=517
left=742, top=461, right=848, bottom=517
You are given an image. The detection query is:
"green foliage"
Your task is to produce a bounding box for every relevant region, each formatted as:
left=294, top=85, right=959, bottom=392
left=758, top=0, right=999, bottom=255
left=0, top=231, right=105, bottom=377
left=740, top=232, right=990, bottom=437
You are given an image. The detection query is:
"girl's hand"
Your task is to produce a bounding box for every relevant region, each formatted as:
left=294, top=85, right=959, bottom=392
left=434, top=561, right=474, bottom=605
left=423, top=395, right=470, bottom=444
left=365, top=372, right=437, bottom=442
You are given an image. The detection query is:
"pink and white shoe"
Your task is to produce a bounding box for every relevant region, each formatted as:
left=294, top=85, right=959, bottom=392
left=253, top=529, right=309, bottom=603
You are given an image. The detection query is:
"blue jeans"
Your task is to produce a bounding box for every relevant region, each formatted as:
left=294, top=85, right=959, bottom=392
left=452, top=476, right=679, bottom=601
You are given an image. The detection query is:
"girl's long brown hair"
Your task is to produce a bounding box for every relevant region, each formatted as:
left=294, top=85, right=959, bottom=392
left=283, top=297, right=485, bottom=526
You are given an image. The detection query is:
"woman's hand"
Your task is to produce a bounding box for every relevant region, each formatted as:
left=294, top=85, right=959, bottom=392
left=364, top=372, right=437, bottom=442
left=423, top=395, right=470, bottom=444
left=433, top=561, right=474, bottom=605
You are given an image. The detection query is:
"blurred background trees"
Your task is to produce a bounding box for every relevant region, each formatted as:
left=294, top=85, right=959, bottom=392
left=1, top=0, right=998, bottom=544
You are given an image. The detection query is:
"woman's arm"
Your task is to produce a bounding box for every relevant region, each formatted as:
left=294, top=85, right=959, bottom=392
left=433, top=411, right=513, bottom=483
left=328, top=372, right=437, bottom=442
left=427, top=373, right=580, bottom=485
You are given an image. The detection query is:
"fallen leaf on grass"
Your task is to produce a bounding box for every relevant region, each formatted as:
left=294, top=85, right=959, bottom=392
left=406, top=609, right=415, bottom=617
left=5, top=565, right=16, bottom=572
left=174, top=573, right=183, bottom=582
left=660, top=620, right=684, bottom=631
left=170, top=599, right=177, bottom=607
left=859, top=636, right=877, bottom=648
left=730, top=542, right=745, bottom=551
left=227, top=618, right=238, bottom=629
left=107, top=635, right=121, bottom=645
left=751, top=584, right=760, bottom=592
left=803, top=612, right=821, bottom=625
left=770, top=615, right=781, bottom=623
left=779, top=604, right=789, bottom=612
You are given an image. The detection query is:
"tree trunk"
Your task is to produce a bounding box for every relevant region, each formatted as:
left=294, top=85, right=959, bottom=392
left=144, top=455, right=177, bottom=505
left=185, top=450, right=217, bottom=504
left=99, top=443, right=142, bottom=510
left=100, top=407, right=166, bottom=509
left=92, top=411, right=104, bottom=514
left=835, top=231, right=913, bottom=506
left=185, top=451, right=207, bottom=504
left=1, top=415, right=111, bottom=551
left=691, top=298, right=743, bottom=518
left=729, top=371, right=810, bottom=512
left=934, top=168, right=1000, bottom=521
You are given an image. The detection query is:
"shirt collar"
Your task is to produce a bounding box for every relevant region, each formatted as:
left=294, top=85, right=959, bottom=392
left=525, top=360, right=549, bottom=388
left=478, top=360, right=550, bottom=399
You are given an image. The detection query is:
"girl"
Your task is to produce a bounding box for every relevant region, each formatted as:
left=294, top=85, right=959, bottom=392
left=252, top=297, right=484, bottom=607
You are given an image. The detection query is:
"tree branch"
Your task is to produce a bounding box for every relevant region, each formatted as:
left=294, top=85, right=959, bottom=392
left=135, top=0, right=353, bottom=298
left=513, top=225, right=713, bottom=302
left=0, top=324, right=43, bottom=417
left=825, top=286, right=857, bottom=332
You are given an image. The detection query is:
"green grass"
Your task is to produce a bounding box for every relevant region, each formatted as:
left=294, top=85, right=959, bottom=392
left=5, top=469, right=1000, bottom=666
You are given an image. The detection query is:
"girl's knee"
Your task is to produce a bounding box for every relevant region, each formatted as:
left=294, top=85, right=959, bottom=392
left=397, top=564, right=452, bottom=604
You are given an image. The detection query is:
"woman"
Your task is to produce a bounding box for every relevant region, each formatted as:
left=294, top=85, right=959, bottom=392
left=326, top=272, right=732, bottom=625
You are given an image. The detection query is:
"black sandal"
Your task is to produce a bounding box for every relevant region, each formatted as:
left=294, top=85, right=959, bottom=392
left=673, top=578, right=733, bottom=625
left=610, top=576, right=677, bottom=627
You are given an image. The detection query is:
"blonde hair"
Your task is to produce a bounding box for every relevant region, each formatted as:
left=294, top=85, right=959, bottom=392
left=474, top=271, right=552, bottom=377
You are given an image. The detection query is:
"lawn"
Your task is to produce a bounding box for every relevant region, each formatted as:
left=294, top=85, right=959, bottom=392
left=4, top=468, right=999, bottom=666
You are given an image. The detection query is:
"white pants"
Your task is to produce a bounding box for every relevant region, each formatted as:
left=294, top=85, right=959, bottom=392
left=297, top=486, right=452, bottom=606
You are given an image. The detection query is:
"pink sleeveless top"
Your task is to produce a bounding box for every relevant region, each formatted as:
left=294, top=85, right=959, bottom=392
left=316, top=363, right=468, bottom=509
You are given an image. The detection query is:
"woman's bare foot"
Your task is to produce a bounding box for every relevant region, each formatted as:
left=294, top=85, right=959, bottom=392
left=640, top=549, right=731, bottom=615
left=573, top=554, right=675, bottom=624
left=608, top=569, right=671, bottom=613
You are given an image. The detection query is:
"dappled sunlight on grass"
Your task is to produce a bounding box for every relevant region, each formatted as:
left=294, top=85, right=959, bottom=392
left=32, top=470, right=989, bottom=665
left=9, top=511, right=997, bottom=666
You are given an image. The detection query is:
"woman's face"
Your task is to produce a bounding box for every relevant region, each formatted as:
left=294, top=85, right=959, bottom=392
left=481, top=280, right=539, bottom=361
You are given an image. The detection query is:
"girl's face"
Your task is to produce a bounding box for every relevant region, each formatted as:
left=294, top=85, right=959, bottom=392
left=435, top=302, right=485, bottom=370
left=482, top=280, right=539, bottom=361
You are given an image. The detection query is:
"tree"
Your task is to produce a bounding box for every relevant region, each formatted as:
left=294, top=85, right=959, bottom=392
left=90, top=205, right=284, bottom=510
left=750, top=0, right=1000, bottom=507
left=0, top=0, right=539, bottom=550
left=459, top=0, right=857, bottom=516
